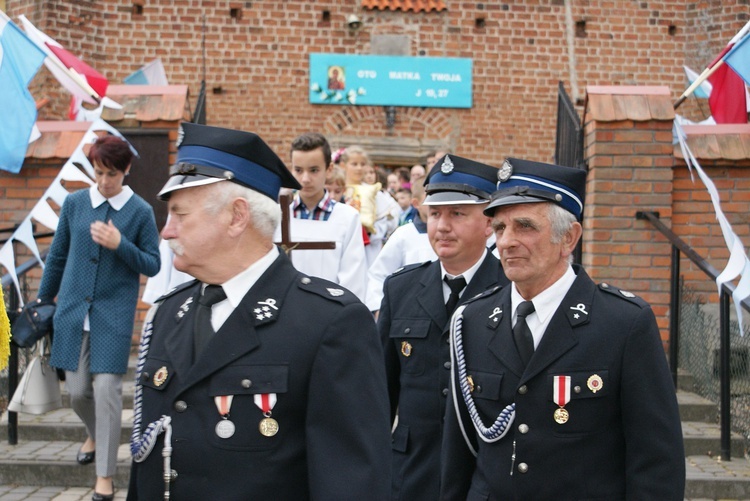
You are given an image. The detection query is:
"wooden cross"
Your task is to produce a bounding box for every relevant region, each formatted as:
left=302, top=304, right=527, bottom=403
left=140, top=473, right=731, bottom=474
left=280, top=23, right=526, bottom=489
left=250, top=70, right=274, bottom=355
left=275, top=193, right=336, bottom=256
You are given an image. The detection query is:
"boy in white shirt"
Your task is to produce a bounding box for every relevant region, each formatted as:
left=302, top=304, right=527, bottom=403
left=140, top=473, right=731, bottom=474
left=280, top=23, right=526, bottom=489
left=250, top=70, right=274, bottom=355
left=276, top=132, right=367, bottom=301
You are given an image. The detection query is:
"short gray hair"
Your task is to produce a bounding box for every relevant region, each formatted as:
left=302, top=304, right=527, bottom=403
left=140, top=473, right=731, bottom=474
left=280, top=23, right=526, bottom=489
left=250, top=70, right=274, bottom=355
left=204, top=181, right=280, bottom=239
left=547, top=202, right=577, bottom=244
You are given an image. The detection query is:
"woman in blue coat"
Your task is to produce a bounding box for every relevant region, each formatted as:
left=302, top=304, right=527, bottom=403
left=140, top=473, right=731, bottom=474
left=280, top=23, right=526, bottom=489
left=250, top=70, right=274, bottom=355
left=38, top=135, right=160, bottom=501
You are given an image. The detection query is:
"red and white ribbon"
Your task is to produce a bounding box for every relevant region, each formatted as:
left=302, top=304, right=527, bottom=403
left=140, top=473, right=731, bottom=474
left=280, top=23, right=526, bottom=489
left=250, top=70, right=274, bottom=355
left=214, top=395, right=234, bottom=416
left=254, top=394, right=277, bottom=415
left=553, top=376, right=571, bottom=407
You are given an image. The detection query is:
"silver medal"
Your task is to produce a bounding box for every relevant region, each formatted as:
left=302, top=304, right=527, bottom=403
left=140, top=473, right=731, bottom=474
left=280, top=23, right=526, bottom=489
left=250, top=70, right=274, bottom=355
left=215, top=419, right=236, bottom=439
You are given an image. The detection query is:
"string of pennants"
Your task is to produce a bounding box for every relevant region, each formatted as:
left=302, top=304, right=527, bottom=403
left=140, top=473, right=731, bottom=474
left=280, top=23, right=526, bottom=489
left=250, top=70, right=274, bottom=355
left=674, top=121, right=750, bottom=335
left=0, top=119, right=132, bottom=304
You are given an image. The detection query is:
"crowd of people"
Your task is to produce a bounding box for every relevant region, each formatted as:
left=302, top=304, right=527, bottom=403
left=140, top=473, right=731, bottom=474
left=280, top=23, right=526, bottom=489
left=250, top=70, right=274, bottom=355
left=38, top=124, right=686, bottom=500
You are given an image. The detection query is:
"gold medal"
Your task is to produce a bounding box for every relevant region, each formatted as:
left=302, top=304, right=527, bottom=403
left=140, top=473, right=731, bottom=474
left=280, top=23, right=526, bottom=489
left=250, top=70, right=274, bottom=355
left=259, top=416, right=279, bottom=437
left=587, top=374, right=603, bottom=393
left=554, top=407, right=569, bottom=424
left=153, top=366, right=168, bottom=387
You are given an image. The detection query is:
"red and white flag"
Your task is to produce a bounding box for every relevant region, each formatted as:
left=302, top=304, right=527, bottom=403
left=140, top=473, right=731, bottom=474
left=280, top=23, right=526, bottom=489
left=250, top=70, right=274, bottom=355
left=707, top=21, right=750, bottom=124
left=17, top=14, right=120, bottom=119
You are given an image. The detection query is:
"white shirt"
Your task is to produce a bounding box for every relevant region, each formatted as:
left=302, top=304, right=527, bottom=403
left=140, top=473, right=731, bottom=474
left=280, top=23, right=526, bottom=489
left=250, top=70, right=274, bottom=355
left=439, top=248, right=488, bottom=303
left=511, top=265, right=576, bottom=349
left=273, top=201, right=367, bottom=302
left=210, top=246, right=279, bottom=331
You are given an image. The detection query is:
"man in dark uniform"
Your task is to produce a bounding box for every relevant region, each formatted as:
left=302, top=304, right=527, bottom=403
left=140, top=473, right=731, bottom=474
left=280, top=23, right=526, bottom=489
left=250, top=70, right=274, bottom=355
left=127, top=123, right=391, bottom=500
left=377, top=154, right=508, bottom=501
left=441, top=158, right=685, bottom=500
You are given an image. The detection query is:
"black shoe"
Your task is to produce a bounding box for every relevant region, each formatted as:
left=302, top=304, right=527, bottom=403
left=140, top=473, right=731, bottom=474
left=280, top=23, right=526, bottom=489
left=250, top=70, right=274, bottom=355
left=76, top=448, right=95, bottom=465
left=91, top=490, right=114, bottom=501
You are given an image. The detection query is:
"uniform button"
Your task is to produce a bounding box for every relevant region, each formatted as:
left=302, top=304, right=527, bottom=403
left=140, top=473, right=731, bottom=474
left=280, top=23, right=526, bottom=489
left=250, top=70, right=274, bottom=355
left=442, top=388, right=449, bottom=397
left=443, top=361, right=451, bottom=370
left=174, top=400, right=188, bottom=412
left=517, top=462, right=529, bottom=474
left=241, top=379, right=252, bottom=389
left=574, top=385, right=581, bottom=394
left=90, top=258, right=98, bottom=264
left=142, top=372, right=150, bottom=382
left=518, top=385, right=528, bottom=394
left=301, top=277, right=311, bottom=285
left=404, top=328, right=411, bottom=334
left=518, top=424, right=529, bottom=434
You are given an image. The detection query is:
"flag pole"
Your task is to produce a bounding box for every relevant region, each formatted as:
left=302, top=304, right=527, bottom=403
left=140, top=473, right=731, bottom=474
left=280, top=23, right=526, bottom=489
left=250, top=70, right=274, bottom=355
left=674, top=20, right=750, bottom=110
left=674, top=61, right=724, bottom=109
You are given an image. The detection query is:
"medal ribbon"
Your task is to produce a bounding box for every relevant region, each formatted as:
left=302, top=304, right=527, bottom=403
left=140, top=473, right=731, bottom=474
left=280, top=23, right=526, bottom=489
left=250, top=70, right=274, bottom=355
left=553, top=376, right=571, bottom=407
left=254, top=393, right=277, bottom=414
left=214, top=395, right=234, bottom=417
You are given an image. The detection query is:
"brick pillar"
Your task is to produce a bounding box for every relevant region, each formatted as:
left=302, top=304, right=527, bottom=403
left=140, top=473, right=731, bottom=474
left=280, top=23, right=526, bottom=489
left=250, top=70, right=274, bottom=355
left=582, top=86, right=675, bottom=346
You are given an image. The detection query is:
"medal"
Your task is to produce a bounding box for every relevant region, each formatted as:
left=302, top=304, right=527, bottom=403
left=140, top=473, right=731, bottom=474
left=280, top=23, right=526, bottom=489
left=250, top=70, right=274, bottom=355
left=214, top=395, right=235, bottom=439
left=587, top=374, right=603, bottom=393
left=153, top=366, right=168, bottom=387
left=553, top=407, right=569, bottom=424
left=259, top=417, right=279, bottom=437
left=553, top=375, right=571, bottom=425
left=255, top=393, right=279, bottom=437
left=401, top=341, right=412, bottom=357
left=216, top=418, right=236, bottom=438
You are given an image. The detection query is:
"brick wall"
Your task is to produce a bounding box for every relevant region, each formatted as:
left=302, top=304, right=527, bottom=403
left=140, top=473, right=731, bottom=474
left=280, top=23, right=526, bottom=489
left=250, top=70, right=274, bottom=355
left=584, top=87, right=750, bottom=349
left=6, top=0, right=748, bottom=165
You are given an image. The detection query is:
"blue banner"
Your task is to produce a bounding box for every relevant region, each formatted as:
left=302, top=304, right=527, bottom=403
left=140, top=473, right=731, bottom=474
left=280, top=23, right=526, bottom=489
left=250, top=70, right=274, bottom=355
left=309, top=53, right=472, bottom=108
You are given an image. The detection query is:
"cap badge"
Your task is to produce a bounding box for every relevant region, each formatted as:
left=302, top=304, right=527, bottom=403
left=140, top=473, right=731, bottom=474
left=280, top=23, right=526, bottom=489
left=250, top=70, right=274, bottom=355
left=497, top=159, right=513, bottom=182
left=440, top=155, right=455, bottom=174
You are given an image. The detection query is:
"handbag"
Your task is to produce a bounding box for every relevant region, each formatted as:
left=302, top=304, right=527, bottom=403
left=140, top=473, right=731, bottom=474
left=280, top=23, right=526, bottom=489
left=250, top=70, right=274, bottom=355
left=11, top=298, right=56, bottom=348
left=8, top=337, right=63, bottom=415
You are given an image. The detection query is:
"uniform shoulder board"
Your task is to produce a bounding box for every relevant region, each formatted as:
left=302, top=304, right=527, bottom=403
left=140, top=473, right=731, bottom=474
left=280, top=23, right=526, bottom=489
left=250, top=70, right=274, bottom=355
left=296, top=275, right=358, bottom=305
left=598, top=283, right=649, bottom=307
left=390, top=260, right=431, bottom=277
left=154, top=279, right=199, bottom=303
left=463, top=284, right=503, bottom=306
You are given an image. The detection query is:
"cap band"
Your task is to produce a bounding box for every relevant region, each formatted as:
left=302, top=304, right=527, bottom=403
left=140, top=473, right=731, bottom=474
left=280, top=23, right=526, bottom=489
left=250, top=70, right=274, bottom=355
left=177, top=145, right=281, bottom=200
left=426, top=171, right=496, bottom=199
left=496, top=174, right=583, bottom=218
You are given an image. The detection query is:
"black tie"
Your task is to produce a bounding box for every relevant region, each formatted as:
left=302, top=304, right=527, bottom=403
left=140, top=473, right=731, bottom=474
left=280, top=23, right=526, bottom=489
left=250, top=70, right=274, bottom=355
left=193, top=285, right=227, bottom=360
left=444, top=275, right=467, bottom=316
left=513, top=301, right=536, bottom=366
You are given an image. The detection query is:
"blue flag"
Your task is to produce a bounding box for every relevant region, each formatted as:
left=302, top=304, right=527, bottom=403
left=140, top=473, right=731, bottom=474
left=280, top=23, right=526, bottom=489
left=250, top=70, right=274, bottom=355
left=724, top=33, right=750, bottom=87
left=0, top=15, right=46, bottom=174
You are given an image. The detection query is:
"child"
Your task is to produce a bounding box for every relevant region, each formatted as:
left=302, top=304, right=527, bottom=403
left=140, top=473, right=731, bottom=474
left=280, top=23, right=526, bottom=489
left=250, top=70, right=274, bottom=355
left=277, top=132, right=367, bottom=301
left=341, top=145, right=399, bottom=268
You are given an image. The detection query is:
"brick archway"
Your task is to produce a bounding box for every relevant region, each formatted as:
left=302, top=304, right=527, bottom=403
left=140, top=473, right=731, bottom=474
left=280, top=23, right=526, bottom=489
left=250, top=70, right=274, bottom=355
left=323, top=106, right=456, bottom=166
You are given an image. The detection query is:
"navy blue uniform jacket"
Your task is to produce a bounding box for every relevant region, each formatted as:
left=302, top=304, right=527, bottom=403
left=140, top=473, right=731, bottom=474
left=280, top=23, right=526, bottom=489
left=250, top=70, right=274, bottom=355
left=127, top=252, right=391, bottom=500
left=378, top=252, right=507, bottom=501
left=441, top=266, right=685, bottom=500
